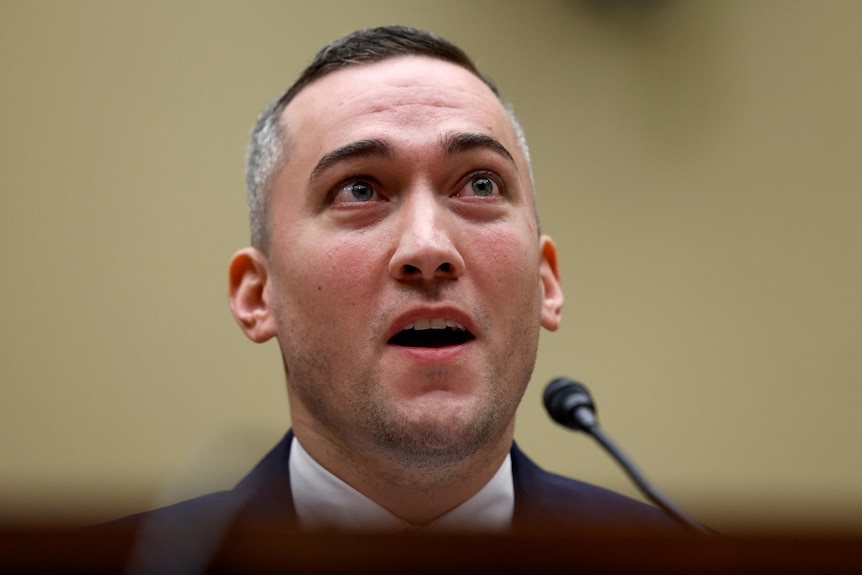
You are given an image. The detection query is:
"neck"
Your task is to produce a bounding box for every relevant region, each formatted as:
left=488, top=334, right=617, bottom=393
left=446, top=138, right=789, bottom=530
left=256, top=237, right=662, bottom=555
left=292, top=417, right=514, bottom=526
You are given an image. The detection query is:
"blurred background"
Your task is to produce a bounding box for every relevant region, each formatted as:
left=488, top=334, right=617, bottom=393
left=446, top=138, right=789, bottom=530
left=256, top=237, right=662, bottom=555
left=1, top=0, right=860, bottom=535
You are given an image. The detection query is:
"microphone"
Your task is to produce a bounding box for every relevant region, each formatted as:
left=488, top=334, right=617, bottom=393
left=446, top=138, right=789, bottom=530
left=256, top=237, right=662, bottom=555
left=543, top=377, right=709, bottom=534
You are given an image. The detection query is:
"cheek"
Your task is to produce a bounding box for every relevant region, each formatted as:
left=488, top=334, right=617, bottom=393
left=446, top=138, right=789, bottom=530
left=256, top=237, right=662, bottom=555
left=287, top=237, right=386, bottom=309
left=274, top=240, right=382, bottom=361
left=471, top=227, right=539, bottom=289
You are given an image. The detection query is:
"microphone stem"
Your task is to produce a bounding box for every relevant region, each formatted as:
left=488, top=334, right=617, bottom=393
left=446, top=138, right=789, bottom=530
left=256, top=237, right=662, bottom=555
left=583, top=422, right=710, bottom=535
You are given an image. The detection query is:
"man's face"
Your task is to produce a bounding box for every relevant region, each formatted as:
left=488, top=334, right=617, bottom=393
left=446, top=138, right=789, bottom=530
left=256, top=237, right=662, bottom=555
left=256, top=56, right=562, bottom=466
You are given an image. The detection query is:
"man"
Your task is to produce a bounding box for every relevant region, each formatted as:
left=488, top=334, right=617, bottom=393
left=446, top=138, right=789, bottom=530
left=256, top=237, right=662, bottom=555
left=123, top=26, right=681, bottom=547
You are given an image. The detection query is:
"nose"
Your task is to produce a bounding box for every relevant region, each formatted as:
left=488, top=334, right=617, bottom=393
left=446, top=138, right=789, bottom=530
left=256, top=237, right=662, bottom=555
left=388, top=195, right=465, bottom=282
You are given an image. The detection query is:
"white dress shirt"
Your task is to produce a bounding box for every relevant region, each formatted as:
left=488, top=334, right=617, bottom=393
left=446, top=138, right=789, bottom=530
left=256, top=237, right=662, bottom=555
left=289, top=435, right=514, bottom=532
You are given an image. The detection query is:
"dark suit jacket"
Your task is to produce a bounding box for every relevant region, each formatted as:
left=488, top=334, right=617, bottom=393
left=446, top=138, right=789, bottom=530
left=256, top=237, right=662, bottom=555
left=118, top=430, right=685, bottom=573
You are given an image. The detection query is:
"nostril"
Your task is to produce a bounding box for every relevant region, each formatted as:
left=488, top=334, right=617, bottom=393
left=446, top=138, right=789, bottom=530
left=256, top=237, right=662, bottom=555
left=398, top=261, right=457, bottom=279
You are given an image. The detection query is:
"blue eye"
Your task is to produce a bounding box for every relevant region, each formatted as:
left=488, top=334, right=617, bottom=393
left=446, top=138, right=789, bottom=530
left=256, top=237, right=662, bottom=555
left=349, top=181, right=374, bottom=201
left=471, top=177, right=495, bottom=197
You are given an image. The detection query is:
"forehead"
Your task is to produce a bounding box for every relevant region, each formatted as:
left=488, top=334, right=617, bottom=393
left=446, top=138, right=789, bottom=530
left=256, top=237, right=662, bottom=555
left=281, top=56, right=521, bottom=166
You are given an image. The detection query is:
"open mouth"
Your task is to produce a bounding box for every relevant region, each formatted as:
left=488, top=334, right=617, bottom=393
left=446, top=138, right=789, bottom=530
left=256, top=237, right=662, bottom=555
left=388, top=318, right=475, bottom=348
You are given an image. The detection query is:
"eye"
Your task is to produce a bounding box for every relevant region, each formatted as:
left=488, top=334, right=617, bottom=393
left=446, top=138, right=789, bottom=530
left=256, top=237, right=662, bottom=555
left=471, top=177, right=495, bottom=197
left=332, top=179, right=380, bottom=204
left=349, top=181, right=374, bottom=201
left=456, top=173, right=503, bottom=198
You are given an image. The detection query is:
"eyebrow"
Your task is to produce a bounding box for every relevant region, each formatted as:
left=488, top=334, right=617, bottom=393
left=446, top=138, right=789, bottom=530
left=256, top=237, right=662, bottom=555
left=309, top=138, right=394, bottom=183
left=439, top=132, right=516, bottom=166
left=308, top=131, right=517, bottom=183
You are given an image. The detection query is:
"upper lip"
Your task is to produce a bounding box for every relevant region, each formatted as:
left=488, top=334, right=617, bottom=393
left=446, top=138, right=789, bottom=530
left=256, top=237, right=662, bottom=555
left=386, top=306, right=477, bottom=342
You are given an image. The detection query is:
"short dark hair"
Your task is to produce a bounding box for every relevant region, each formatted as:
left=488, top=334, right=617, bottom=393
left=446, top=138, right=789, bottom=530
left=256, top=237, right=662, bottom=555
left=245, top=25, right=524, bottom=252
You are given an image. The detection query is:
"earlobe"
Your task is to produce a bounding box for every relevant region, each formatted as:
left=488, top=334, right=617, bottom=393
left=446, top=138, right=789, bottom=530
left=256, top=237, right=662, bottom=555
left=539, top=235, right=564, bottom=331
left=228, top=248, right=278, bottom=343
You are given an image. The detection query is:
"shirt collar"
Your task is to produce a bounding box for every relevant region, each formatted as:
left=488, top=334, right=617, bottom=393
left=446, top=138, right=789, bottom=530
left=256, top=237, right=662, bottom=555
left=289, top=435, right=514, bottom=532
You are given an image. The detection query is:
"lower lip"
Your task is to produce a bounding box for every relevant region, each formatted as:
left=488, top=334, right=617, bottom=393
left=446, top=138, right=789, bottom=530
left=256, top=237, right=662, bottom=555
left=388, top=340, right=474, bottom=365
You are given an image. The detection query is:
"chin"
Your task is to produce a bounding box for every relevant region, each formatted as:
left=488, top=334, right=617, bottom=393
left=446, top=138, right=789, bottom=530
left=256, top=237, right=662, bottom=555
left=368, top=398, right=505, bottom=468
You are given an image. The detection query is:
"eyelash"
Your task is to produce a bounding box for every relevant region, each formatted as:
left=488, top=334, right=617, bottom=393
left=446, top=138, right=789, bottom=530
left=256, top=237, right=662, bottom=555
left=327, top=170, right=507, bottom=204
left=328, top=176, right=382, bottom=204
left=457, top=170, right=506, bottom=198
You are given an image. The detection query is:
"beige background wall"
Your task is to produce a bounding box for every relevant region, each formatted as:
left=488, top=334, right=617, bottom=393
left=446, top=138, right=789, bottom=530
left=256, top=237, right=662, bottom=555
left=2, top=1, right=860, bottom=534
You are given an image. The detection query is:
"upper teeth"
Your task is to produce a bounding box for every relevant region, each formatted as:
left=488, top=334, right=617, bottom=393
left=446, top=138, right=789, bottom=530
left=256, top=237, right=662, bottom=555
left=402, top=319, right=466, bottom=331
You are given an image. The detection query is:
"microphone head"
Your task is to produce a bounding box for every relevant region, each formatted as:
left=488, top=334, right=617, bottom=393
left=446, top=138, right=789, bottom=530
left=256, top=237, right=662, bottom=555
left=543, top=377, right=597, bottom=432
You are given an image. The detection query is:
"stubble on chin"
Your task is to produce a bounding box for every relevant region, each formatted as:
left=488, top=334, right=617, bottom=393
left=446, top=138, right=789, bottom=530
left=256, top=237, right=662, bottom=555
left=362, top=384, right=507, bottom=470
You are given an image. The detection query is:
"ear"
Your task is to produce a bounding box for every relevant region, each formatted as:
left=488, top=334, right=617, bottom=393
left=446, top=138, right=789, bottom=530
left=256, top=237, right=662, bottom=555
left=539, top=235, right=564, bottom=331
left=228, top=248, right=278, bottom=343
